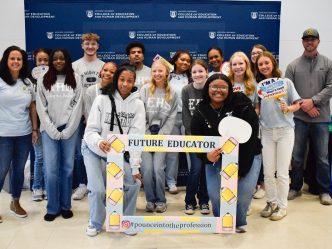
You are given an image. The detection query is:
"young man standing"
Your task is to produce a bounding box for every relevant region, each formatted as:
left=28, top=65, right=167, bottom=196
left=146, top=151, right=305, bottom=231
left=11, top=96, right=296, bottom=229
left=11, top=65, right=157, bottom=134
left=126, top=42, right=151, bottom=90
left=72, top=33, right=105, bottom=200
left=285, top=28, right=332, bottom=205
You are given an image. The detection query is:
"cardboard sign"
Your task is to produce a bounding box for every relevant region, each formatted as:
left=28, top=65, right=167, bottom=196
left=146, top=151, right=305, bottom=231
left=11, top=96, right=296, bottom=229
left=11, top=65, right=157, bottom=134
left=218, top=116, right=252, bottom=143
left=31, top=65, right=49, bottom=80
left=153, top=54, right=174, bottom=72
left=221, top=61, right=230, bottom=76
left=106, top=134, right=240, bottom=234
left=257, top=77, right=287, bottom=99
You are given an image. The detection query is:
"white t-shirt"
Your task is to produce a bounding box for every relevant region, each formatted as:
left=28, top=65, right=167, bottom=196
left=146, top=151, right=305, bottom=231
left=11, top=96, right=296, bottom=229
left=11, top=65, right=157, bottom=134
left=233, top=82, right=258, bottom=106
left=0, top=77, right=35, bottom=136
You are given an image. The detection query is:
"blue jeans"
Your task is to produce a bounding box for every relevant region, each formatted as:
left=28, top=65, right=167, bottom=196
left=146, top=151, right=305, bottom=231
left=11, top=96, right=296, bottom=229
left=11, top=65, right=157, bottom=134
left=82, top=141, right=141, bottom=231
left=42, top=127, right=79, bottom=214
left=291, top=118, right=331, bottom=193
left=141, top=152, right=167, bottom=203
left=165, top=113, right=183, bottom=187
left=206, top=154, right=261, bottom=227
left=185, top=153, right=209, bottom=206
left=0, top=134, right=32, bottom=199
left=32, top=134, right=45, bottom=190
left=73, top=118, right=87, bottom=188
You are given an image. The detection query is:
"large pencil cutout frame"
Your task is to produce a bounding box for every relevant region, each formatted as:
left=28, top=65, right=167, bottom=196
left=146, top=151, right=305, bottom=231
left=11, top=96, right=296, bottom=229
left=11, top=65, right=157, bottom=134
left=106, top=133, right=240, bottom=234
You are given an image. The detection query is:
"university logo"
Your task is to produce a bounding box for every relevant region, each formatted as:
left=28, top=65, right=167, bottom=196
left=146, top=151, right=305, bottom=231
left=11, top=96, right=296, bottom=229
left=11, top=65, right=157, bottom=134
left=46, top=32, right=53, bottom=39
left=170, top=11, right=177, bottom=18
left=251, top=12, right=258, bottom=19
left=86, top=10, right=94, bottom=18
left=209, top=32, right=216, bottom=39
left=129, top=31, right=136, bottom=39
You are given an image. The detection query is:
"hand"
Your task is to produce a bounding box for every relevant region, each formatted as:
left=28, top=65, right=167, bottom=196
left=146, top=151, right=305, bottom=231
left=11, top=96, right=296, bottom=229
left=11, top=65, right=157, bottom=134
left=99, top=140, right=111, bottom=153
left=32, top=131, right=38, bottom=144
left=307, top=106, right=320, bottom=118
left=300, top=99, right=314, bottom=112
left=132, top=173, right=142, bottom=183
left=207, top=148, right=222, bottom=163
left=279, top=101, right=289, bottom=113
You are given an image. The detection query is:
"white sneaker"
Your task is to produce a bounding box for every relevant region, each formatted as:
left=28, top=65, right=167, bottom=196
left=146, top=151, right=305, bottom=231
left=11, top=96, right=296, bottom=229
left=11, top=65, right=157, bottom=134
left=169, top=185, right=178, bottom=194
left=270, top=207, right=287, bottom=221
left=86, top=224, right=100, bottom=237
left=236, top=225, right=247, bottom=233
left=73, top=184, right=88, bottom=200
left=260, top=202, right=277, bottom=218
left=43, top=190, right=48, bottom=200
left=253, top=187, right=265, bottom=199
left=32, top=189, right=43, bottom=202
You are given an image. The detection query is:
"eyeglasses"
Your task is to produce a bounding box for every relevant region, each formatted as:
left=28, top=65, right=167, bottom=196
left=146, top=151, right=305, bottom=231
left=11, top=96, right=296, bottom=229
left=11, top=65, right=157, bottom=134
left=209, top=85, right=228, bottom=91
left=251, top=51, right=262, bottom=56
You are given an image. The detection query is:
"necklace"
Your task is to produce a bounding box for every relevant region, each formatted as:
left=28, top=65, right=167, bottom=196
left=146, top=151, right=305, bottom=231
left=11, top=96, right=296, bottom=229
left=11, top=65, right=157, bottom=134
left=210, top=103, right=223, bottom=117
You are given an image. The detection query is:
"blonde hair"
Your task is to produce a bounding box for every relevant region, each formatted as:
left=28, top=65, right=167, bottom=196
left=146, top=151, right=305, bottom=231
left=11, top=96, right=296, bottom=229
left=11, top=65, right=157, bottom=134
left=149, top=59, right=172, bottom=103
left=228, top=51, right=255, bottom=96
left=81, top=33, right=100, bottom=43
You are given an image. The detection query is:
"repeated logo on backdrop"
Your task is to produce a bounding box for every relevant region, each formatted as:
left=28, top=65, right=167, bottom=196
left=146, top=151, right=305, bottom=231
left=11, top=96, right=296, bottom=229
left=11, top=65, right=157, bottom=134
left=25, top=0, right=281, bottom=68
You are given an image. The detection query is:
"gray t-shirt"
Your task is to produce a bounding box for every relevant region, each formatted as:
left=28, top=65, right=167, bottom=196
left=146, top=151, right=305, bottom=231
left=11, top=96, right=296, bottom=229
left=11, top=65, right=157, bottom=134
left=0, top=78, right=35, bottom=136
left=181, top=83, right=203, bottom=135
left=135, top=65, right=151, bottom=91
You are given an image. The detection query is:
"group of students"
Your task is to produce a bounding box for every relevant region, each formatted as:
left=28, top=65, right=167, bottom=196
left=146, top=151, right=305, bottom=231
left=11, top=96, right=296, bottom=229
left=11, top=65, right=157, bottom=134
left=0, top=28, right=331, bottom=235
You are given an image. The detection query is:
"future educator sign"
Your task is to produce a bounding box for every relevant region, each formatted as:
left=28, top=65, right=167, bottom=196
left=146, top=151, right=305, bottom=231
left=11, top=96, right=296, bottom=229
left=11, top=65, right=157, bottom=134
left=105, top=116, right=252, bottom=234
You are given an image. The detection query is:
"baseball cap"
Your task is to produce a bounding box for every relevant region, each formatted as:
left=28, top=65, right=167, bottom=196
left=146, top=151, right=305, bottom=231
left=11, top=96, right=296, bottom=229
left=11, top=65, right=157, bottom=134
left=302, top=28, right=319, bottom=39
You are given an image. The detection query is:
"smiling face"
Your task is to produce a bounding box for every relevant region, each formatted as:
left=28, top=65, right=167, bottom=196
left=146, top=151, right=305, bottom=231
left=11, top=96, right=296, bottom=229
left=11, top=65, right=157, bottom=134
left=53, top=51, right=66, bottom=73
left=257, top=56, right=273, bottom=78
left=231, top=55, right=247, bottom=80
left=191, top=64, right=207, bottom=85
left=100, top=63, right=117, bottom=87
left=208, top=49, right=223, bottom=71
left=208, top=79, right=229, bottom=107
left=81, top=39, right=99, bottom=57
left=152, top=60, right=168, bottom=86
left=7, top=50, right=23, bottom=76
left=117, top=69, right=135, bottom=99
left=175, top=53, right=191, bottom=74
left=35, top=51, right=49, bottom=66
left=250, top=47, right=264, bottom=64
left=302, top=37, right=320, bottom=54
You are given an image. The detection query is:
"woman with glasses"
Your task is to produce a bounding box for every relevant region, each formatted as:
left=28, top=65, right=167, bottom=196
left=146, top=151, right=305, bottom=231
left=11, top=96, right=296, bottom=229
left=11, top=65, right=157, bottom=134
left=250, top=44, right=267, bottom=78
left=190, top=73, right=259, bottom=233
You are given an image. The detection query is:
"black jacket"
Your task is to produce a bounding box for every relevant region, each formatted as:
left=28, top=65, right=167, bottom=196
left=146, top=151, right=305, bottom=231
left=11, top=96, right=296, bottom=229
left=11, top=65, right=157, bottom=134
left=191, top=92, right=260, bottom=177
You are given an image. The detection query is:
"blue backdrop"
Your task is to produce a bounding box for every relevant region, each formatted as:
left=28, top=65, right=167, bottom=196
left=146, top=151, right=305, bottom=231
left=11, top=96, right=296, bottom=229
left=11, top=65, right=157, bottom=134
left=25, top=0, right=281, bottom=185
left=25, top=0, right=281, bottom=67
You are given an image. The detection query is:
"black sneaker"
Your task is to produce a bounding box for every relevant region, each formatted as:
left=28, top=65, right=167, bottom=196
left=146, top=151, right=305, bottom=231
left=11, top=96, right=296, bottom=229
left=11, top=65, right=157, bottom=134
left=184, top=204, right=195, bottom=215
left=199, top=204, right=210, bottom=215
left=61, top=209, right=73, bottom=219
left=44, top=212, right=60, bottom=222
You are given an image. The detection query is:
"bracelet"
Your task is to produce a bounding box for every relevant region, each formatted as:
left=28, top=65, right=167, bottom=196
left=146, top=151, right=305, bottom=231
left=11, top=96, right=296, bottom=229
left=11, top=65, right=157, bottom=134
left=32, top=129, right=38, bottom=132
